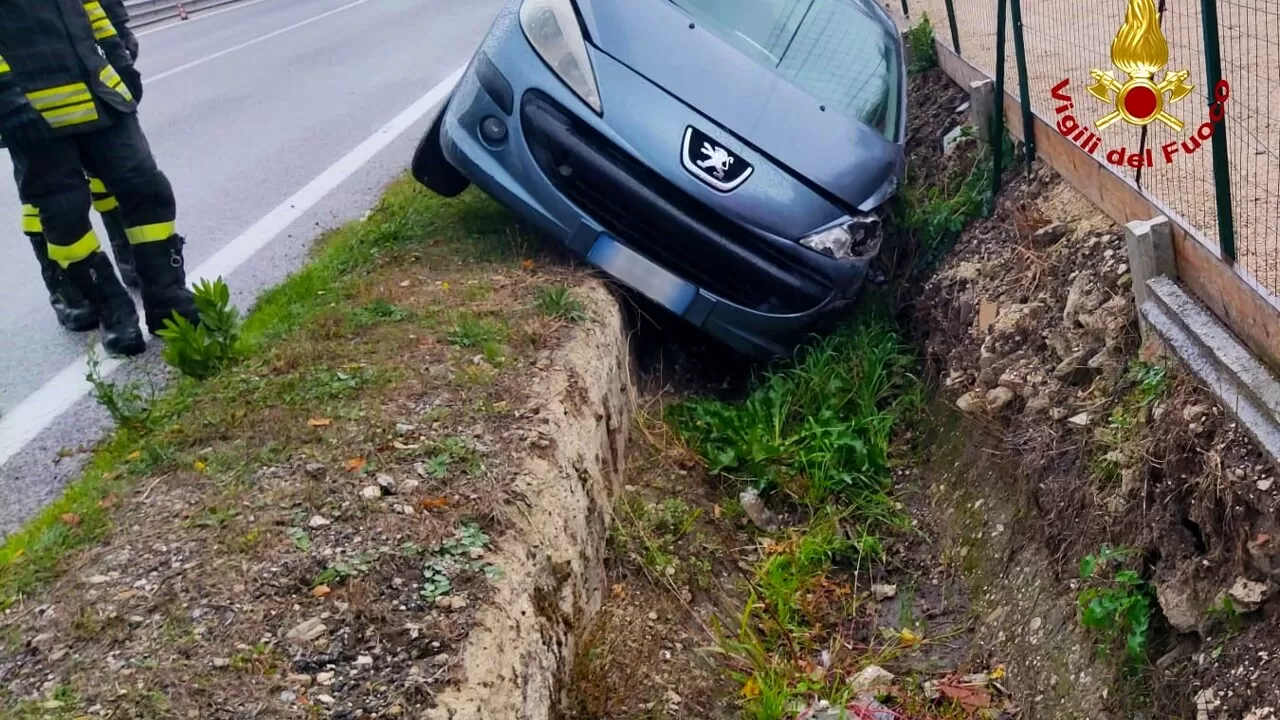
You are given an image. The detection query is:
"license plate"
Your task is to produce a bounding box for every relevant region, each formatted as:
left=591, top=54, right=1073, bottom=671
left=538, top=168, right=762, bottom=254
left=587, top=234, right=697, bottom=315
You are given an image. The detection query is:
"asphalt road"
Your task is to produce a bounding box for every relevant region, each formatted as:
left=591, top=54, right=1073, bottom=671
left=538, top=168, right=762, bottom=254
left=0, top=0, right=503, bottom=535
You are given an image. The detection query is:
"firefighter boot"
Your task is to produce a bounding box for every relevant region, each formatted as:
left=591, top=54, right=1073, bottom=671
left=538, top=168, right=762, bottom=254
left=64, top=252, right=146, bottom=356
left=101, top=209, right=140, bottom=288
left=26, top=233, right=99, bottom=332
left=133, top=235, right=199, bottom=334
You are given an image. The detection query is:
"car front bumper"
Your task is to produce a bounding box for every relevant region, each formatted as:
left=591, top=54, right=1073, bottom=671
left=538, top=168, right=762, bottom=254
left=437, top=8, right=874, bottom=357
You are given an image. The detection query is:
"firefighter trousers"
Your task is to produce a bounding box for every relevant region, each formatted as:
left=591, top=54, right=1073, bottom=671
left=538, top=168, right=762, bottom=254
left=8, top=112, right=175, bottom=269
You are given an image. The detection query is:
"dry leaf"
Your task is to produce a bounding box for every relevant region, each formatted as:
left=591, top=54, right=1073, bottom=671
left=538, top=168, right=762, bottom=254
left=344, top=457, right=367, bottom=473
left=741, top=676, right=760, bottom=699
left=419, top=496, right=449, bottom=511
left=308, top=418, right=333, bottom=428
left=611, top=583, right=626, bottom=599
left=97, top=493, right=118, bottom=509
left=712, top=504, right=723, bottom=519
left=127, top=450, right=142, bottom=461
left=521, top=258, right=535, bottom=270
left=937, top=682, right=993, bottom=712
left=312, top=585, right=332, bottom=598
left=399, top=279, right=411, bottom=287
left=59, top=513, right=80, bottom=526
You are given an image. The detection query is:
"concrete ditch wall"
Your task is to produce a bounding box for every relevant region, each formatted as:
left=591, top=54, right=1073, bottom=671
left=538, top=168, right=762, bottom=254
left=425, top=283, right=631, bottom=719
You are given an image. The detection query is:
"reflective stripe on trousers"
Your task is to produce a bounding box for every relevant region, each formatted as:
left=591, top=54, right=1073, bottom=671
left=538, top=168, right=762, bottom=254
left=46, top=229, right=102, bottom=268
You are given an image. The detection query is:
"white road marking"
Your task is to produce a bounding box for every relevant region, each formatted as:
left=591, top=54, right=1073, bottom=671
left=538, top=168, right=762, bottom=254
left=147, top=0, right=380, bottom=82
left=0, top=65, right=463, bottom=468
left=136, top=0, right=281, bottom=36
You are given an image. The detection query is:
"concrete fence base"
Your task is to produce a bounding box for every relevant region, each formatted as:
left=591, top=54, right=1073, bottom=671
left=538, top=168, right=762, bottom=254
left=125, top=0, right=249, bottom=27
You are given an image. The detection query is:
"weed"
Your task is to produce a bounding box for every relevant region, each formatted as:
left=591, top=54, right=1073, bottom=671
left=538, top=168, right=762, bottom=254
left=419, top=522, right=500, bottom=601
left=891, top=146, right=993, bottom=270
left=157, top=278, right=243, bottom=380
left=447, top=315, right=506, bottom=348
left=313, top=556, right=371, bottom=587
left=611, top=496, right=710, bottom=586
left=286, top=527, right=312, bottom=551
left=668, top=321, right=918, bottom=518
left=85, top=346, right=153, bottom=429
left=1206, top=594, right=1243, bottom=634
left=905, top=14, right=938, bottom=74
left=534, top=284, right=587, bottom=323
left=350, top=299, right=413, bottom=327
left=1093, top=361, right=1171, bottom=482
left=720, top=513, right=882, bottom=716
left=1077, top=545, right=1155, bottom=670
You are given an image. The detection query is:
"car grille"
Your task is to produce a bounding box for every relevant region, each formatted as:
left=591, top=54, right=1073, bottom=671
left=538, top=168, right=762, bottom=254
left=520, top=91, right=830, bottom=315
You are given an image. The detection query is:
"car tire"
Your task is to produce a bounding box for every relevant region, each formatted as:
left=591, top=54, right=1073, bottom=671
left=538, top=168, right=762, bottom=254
left=412, top=103, right=470, bottom=198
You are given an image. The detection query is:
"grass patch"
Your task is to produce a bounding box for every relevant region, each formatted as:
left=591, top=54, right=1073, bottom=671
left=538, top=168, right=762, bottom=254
left=667, top=321, right=919, bottom=518
left=610, top=496, right=712, bottom=588
left=722, top=512, right=889, bottom=716
left=0, top=182, right=524, bottom=609
left=891, top=145, right=994, bottom=272
left=534, top=284, right=587, bottom=323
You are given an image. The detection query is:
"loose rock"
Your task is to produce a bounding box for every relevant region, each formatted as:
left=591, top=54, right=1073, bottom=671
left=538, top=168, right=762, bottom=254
left=848, top=664, right=895, bottom=694
left=986, top=386, right=1016, bottom=413
left=871, top=583, right=897, bottom=601
left=739, top=487, right=779, bottom=532
left=1227, top=577, right=1272, bottom=612
left=307, top=515, right=330, bottom=529
left=285, top=617, right=328, bottom=644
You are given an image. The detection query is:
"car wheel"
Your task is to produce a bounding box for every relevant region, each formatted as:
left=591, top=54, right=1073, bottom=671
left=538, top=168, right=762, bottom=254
left=412, top=102, right=470, bottom=198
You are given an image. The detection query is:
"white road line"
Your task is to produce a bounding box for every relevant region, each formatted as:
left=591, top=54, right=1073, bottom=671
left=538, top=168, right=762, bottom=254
left=136, top=0, right=280, bottom=36
left=147, top=0, right=379, bottom=83
left=0, top=65, right=463, bottom=469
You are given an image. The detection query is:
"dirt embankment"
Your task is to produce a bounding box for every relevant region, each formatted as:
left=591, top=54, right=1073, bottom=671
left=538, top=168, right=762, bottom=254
left=905, top=67, right=1280, bottom=718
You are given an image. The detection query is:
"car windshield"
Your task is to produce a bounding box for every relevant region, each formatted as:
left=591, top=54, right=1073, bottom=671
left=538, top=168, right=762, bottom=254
left=667, top=0, right=901, bottom=140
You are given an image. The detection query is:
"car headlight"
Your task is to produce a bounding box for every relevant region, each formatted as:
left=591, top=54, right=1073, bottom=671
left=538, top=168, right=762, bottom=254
left=799, top=214, right=883, bottom=261
left=519, top=0, right=602, bottom=114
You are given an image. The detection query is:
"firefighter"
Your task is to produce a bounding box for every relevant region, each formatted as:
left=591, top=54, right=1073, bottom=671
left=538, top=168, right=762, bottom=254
left=0, top=0, right=199, bottom=356
left=14, top=0, right=141, bottom=332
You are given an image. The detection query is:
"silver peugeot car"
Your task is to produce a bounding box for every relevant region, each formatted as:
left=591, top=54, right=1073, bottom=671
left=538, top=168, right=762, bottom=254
left=413, top=0, right=906, bottom=356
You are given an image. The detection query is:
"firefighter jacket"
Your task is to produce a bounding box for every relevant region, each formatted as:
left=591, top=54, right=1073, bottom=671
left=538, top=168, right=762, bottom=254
left=103, top=0, right=140, bottom=60
left=0, top=0, right=137, bottom=136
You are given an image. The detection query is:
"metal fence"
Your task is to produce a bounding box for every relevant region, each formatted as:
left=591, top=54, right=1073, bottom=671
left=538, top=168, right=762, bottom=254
left=895, top=0, right=1279, bottom=296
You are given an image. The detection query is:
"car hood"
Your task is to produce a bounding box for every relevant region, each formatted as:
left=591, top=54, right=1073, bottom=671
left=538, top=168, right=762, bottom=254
left=577, top=0, right=904, bottom=211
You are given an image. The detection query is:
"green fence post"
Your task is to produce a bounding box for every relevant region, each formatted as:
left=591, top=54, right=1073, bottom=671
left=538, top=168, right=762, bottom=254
left=1009, top=0, right=1035, bottom=168
left=991, top=0, right=1008, bottom=203
left=943, top=0, right=961, bottom=54
left=1199, top=0, right=1236, bottom=262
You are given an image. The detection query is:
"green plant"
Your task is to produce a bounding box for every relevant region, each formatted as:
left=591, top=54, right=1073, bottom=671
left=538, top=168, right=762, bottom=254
left=611, top=497, right=707, bottom=584
left=419, top=521, right=500, bottom=601
left=85, top=345, right=153, bottom=429
left=893, top=147, right=994, bottom=268
left=534, top=284, right=587, bottom=322
left=446, top=315, right=506, bottom=348
left=157, top=278, right=242, bottom=380
left=350, top=299, right=412, bottom=327
left=667, top=322, right=918, bottom=518
left=905, top=14, right=938, bottom=74
left=1077, top=545, right=1155, bottom=669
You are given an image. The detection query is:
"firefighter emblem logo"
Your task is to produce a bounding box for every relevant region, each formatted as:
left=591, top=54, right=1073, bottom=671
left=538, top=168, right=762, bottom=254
left=1087, top=0, right=1194, bottom=131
